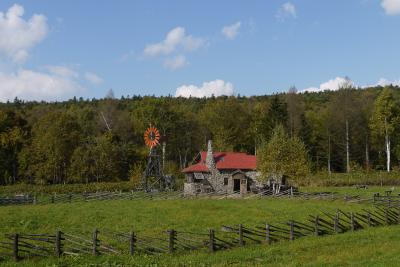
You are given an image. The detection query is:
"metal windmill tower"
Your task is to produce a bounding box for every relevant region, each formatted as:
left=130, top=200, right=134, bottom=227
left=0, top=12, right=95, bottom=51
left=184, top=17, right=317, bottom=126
left=140, top=125, right=173, bottom=191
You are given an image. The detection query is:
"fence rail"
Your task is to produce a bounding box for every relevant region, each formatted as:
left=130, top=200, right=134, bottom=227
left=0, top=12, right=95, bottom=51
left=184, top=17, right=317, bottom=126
left=1, top=189, right=399, bottom=207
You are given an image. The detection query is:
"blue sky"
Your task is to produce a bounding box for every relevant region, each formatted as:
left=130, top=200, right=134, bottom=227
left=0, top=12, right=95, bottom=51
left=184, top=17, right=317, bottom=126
left=0, top=0, right=400, bottom=101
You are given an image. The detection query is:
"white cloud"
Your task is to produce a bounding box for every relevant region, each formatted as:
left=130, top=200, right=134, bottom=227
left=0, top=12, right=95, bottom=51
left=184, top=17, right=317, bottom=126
left=363, top=78, right=400, bottom=88
left=222, top=21, right=241, bottom=40
left=0, top=5, right=98, bottom=102
left=381, top=0, right=400, bottom=15
left=301, top=76, right=400, bottom=93
left=119, top=50, right=135, bottom=62
left=175, top=79, right=234, bottom=98
left=301, top=77, right=354, bottom=92
left=164, top=55, right=187, bottom=70
left=46, top=65, right=79, bottom=78
left=84, top=72, right=103, bottom=85
left=0, top=4, right=48, bottom=63
left=144, top=27, right=205, bottom=56
left=0, top=68, right=85, bottom=102
left=276, top=2, right=297, bottom=20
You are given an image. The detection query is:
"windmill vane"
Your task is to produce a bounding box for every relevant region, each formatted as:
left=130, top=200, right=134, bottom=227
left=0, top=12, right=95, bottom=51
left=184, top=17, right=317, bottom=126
left=144, top=126, right=161, bottom=148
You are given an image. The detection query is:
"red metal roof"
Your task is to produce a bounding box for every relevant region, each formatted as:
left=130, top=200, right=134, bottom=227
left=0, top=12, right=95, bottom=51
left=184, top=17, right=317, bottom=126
left=182, top=151, right=256, bottom=173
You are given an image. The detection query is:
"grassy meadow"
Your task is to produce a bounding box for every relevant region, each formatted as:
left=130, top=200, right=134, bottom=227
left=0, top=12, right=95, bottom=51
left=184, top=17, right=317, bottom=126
left=0, top=197, right=374, bottom=236
left=0, top=189, right=399, bottom=266
left=0, top=185, right=399, bottom=266
left=1, top=226, right=399, bottom=267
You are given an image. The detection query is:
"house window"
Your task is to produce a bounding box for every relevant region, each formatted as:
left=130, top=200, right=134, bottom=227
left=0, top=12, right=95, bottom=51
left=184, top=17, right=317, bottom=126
left=224, top=178, right=228, bottom=185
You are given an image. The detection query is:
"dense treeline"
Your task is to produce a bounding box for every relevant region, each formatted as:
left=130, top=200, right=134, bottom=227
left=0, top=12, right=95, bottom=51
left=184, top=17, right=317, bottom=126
left=0, top=85, right=400, bottom=185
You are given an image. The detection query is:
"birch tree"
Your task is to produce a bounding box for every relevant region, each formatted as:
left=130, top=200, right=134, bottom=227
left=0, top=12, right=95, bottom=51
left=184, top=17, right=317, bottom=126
left=369, top=87, right=400, bottom=172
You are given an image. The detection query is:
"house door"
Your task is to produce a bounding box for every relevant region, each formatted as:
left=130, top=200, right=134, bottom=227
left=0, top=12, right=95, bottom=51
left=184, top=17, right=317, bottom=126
left=233, top=179, right=240, bottom=192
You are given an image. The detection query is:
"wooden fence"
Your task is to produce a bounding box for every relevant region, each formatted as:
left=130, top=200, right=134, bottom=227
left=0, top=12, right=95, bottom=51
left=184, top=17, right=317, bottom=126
left=0, top=189, right=399, bottom=207
left=0, top=205, right=399, bottom=262
left=0, top=190, right=184, bottom=206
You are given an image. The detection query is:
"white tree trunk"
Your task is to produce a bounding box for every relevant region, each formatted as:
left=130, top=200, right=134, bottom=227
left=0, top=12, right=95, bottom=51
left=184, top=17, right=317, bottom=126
left=385, top=117, right=390, bottom=172
left=386, top=137, right=390, bottom=172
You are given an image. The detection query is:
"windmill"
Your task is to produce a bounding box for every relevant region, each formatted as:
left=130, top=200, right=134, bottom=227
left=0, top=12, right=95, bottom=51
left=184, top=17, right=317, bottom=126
left=140, top=125, right=174, bottom=191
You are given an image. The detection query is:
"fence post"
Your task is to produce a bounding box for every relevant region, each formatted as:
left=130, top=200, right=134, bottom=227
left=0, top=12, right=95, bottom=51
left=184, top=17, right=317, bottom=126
left=51, top=194, right=55, bottom=204
left=315, top=216, right=319, bottom=236
left=265, top=223, right=270, bottom=244
left=168, top=229, right=175, bottom=254
left=129, top=231, right=135, bottom=256
left=69, top=194, right=72, bottom=203
left=92, top=229, right=99, bottom=256
left=333, top=214, right=338, bottom=233
left=385, top=208, right=389, bottom=225
left=350, top=212, right=355, bottom=231
left=209, top=229, right=215, bottom=252
left=33, top=193, right=37, bottom=205
left=55, top=230, right=62, bottom=257
left=398, top=205, right=400, bottom=225
left=13, top=234, right=19, bottom=262
left=289, top=221, right=294, bottom=241
left=367, top=211, right=372, bottom=227
left=238, top=224, right=244, bottom=247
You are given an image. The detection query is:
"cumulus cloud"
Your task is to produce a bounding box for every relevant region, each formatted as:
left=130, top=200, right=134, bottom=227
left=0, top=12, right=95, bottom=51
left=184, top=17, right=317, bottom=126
left=164, top=55, right=187, bottom=70
left=144, top=27, right=205, bottom=56
left=222, top=21, right=241, bottom=40
left=0, top=4, right=48, bottom=63
left=0, top=5, right=98, bottom=102
left=0, top=68, right=85, bottom=102
left=276, top=2, right=297, bottom=20
left=84, top=72, right=103, bottom=85
left=381, top=0, right=400, bottom=15
left=301, top=77, right=354, bottom=92
left=175, top=79, right=234, bottom=98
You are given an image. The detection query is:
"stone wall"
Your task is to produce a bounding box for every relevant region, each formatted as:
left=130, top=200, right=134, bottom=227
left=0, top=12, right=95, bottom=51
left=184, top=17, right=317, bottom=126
left=183, top=140, right=263, bottom=196
left=184, top=170, right=262, bottom=195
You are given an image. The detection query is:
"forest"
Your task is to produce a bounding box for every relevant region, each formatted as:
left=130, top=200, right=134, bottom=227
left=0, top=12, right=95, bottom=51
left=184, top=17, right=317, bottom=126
left=0, top=85, right=399, bottom=186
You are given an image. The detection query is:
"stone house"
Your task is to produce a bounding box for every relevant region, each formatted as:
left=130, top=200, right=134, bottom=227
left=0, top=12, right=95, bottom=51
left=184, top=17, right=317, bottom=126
left=183, top=141, right=262, bottom=195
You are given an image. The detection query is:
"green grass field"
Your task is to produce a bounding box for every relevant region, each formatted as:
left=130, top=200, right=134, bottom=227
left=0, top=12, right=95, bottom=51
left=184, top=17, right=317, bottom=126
left=1, top=191, right=399, bottom=266
left=2, top=226, right=399, bottom=267
left=0, top=197, right=369, bottom=235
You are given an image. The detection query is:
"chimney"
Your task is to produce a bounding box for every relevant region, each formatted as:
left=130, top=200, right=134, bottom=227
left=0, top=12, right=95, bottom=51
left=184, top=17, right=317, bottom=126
left=206, top=140, right=216, bottom=170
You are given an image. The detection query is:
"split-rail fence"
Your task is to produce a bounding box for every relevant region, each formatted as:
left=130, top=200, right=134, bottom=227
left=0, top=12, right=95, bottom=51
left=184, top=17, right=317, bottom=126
left=0, top=204, right=399, bottom=262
